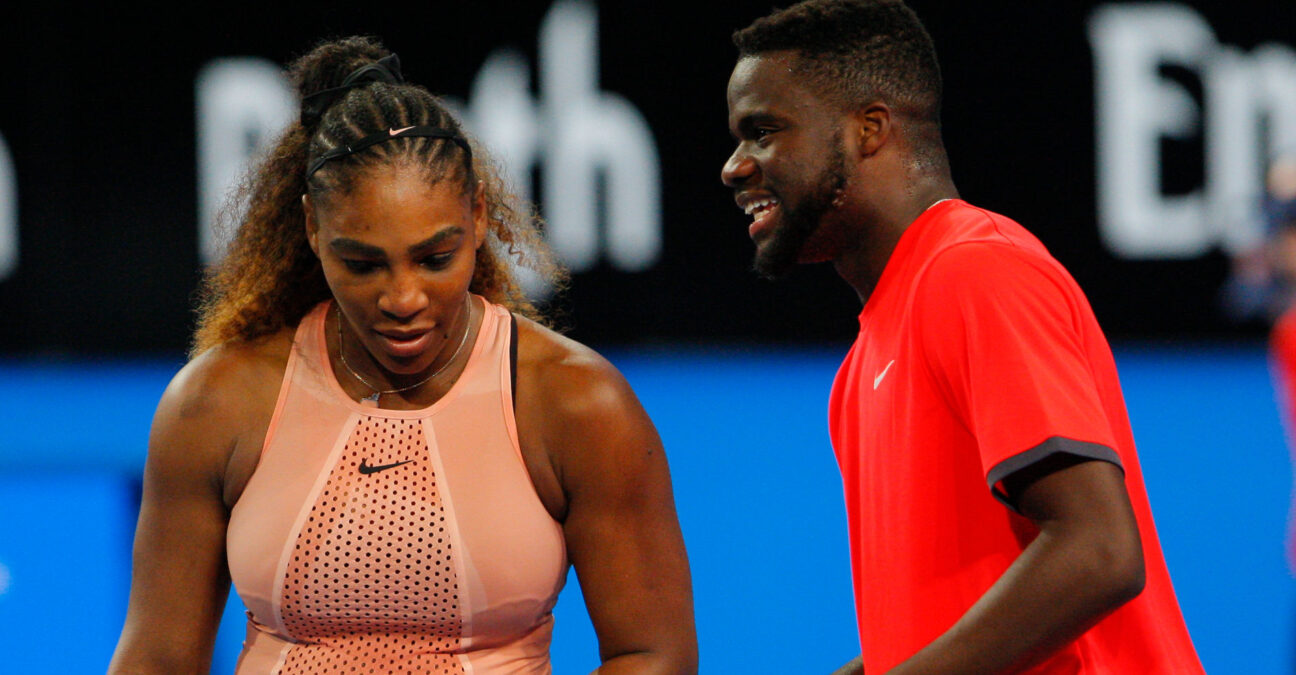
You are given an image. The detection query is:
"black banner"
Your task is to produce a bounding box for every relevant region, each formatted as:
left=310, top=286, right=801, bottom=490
left=3, top=0, right=1293, bottom=354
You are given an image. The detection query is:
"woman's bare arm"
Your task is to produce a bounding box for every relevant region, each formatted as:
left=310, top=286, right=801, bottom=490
left=109, top=342, right=283, bottom=674
left=516, top=322, right=698, bottom=674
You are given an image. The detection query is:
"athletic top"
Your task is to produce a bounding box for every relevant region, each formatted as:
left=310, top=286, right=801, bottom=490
left=828, top=200, right=1203, bottom=673
left=227, top=296, right=567, bottom=674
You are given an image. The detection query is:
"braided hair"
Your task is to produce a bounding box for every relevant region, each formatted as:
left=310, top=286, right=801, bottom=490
left=193, top=36, right=564, bottom=356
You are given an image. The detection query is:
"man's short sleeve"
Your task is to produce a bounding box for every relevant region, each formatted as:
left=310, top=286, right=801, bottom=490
left=913, top=242, right=1122, bottom=506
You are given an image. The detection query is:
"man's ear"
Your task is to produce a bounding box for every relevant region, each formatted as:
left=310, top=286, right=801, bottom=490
left=303, top=193, right=321, bottom=257
left=853, top=102, right=893, bottom=158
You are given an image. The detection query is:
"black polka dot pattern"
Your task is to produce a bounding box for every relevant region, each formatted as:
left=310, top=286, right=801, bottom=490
left=279, top=417, right=465, bottom=672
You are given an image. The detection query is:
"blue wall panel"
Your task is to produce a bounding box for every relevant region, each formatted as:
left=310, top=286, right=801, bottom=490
left=1117, top=345, right=1295, bottom=674
left=0, top=345, right=1291, bottom=673
left=0, top=473, right=136, bottom=670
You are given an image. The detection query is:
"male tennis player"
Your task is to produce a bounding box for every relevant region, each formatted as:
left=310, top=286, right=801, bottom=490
left=722, top=1, right=1204, bottom=672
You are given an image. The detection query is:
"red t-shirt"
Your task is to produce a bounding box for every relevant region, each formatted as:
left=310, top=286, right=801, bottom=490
left=829, top=200, right=1203, bottom=673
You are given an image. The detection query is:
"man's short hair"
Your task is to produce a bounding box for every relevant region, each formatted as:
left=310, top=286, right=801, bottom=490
left=733, top=0, right=942, bottom=125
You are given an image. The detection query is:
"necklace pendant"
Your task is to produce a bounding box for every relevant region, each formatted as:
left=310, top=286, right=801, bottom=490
left=335, top=296, right=474, bottom=407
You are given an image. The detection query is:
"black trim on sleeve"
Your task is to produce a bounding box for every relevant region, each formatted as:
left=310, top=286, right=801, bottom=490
left=987, top=436, right=1124, bottom=512
left=509, top=314, right=519, bottom=408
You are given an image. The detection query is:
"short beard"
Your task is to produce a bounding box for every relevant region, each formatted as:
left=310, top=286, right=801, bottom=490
left=753, top=142, right=848, bottom=279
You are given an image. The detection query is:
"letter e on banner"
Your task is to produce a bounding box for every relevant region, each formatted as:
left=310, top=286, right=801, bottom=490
left=1090, top=3, right=1296, bottom=259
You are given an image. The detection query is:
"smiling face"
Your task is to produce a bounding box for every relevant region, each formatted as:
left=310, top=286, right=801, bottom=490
left=305, top=163, right=487, bottom=386
left=723, top=52, right=851, bottom=278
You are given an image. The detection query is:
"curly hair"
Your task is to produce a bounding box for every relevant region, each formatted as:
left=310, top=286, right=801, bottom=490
left=193, top=36, right=566, bottom=356
left=733, top=0, right=943, bottom=126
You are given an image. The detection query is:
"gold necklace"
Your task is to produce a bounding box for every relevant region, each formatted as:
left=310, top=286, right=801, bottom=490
left=336, top=296, right=472, bottom=403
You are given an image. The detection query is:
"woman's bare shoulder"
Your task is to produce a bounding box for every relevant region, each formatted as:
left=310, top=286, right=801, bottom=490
left=513, top=316, right=627, bottom=406
left=511, top=314, right=664, bottom=524
left=149, top=330, right=295, bottom=473
left=171, top=331, right=293, bottom=419
left=512, top=315, right=657, bottom=454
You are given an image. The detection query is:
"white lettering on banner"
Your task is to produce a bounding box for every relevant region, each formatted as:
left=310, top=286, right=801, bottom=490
left=1089, top=4, right=1296, bottom=258
left=0, top=133, right=15, bottom=282
left=191, top=0, right=660, bottom=296
left=457, top=0, right=662, bottom=295
left=196, top=58, right=295, bottom=263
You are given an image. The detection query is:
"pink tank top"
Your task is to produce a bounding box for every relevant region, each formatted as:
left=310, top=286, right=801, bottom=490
left=227, top=297, right=567, bottom=674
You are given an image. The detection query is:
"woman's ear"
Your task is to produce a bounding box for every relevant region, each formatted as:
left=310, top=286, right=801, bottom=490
left=472, top=180, right=488, bottom=250
left=303, top=193, right=321, bottom=257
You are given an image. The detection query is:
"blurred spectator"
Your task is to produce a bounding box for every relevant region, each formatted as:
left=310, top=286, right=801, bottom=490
left=1222, top=155, right=1296, bottom=324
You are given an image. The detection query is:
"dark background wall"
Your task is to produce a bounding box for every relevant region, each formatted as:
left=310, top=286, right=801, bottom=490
left=3, top=0, right=1293, bottom=355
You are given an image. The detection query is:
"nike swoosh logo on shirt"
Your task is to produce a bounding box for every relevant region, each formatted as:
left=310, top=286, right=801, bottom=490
left=359, top=459, right=414, bottom=475
left=873, top=360, right=896, bottom=390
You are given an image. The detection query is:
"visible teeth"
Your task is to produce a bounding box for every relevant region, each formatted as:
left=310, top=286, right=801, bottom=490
left=744, top=198, right=779, bottom=216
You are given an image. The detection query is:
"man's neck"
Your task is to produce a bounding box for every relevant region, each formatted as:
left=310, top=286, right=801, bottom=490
left=833, top=180, right=959, bottom=304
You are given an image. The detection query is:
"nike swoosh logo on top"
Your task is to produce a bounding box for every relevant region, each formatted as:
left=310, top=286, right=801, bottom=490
left=873, top=360, right=896, bottom=390
left=389, top=126, right=415, bottom=136
left=359, top=459, right=414, bottom=475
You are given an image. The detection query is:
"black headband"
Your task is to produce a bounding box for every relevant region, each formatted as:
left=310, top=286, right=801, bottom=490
left=305, top=126, right=473, bottom=179
left=300, top=53, right=403, bottom=126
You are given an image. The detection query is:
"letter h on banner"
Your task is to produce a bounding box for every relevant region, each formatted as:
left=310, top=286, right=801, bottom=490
left=460, top=0, right=662, bottom=297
